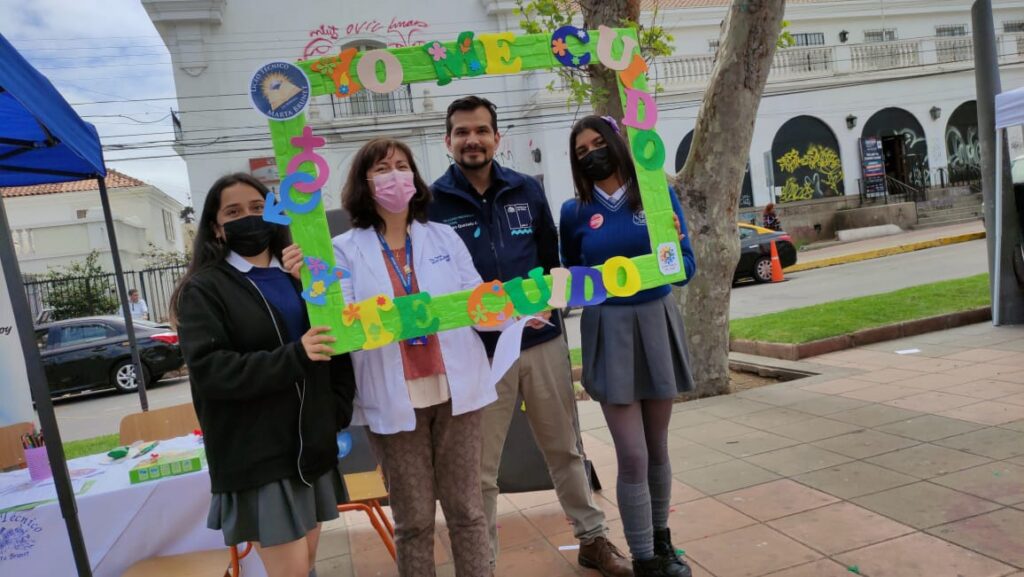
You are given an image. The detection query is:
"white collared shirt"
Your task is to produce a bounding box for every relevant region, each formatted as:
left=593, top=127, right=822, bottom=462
left=594, top=183, right=627, bottom=203
left=225, top=251, right=286, bottom=273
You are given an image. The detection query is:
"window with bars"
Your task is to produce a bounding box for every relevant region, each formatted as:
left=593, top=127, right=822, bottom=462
left=1005, top=20, right=1024, bottom=33
left=708, top=39, right=720, bottom=52
left=864, top=28, right=898, bottom=42
left=936, top=24, right=967, bottom=37
left=792, top=33, right=825, bottom=47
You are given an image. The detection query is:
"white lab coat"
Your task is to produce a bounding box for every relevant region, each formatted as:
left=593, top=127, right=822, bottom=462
left=333, top=220, right=496, bottom=435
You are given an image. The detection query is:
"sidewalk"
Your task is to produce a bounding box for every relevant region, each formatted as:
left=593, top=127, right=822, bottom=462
left=315, top=322, right=1024, bottom=576
left=789, top=220, right=985, bottom=273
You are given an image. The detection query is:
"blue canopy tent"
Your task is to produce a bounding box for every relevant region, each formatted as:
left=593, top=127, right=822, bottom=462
left=0, top=32, right=153, bottom=576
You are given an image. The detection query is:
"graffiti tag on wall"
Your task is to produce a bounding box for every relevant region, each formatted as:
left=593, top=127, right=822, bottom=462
left=302, top=18, right=430, bottom=60
left=945, top=101, right=980, bottom=184
left=776, top=144, right=844, bottom=203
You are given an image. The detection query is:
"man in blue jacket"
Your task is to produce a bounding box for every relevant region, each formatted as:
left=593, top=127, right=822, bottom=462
left=430, top=96, right=631, bottom=577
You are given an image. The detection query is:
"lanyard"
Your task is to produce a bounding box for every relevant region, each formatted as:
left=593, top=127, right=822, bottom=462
left=377, top=231, right=413, bottom=295
left=377, top=231, right=427, bottom=345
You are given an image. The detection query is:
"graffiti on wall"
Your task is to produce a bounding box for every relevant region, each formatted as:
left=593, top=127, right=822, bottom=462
left=945, top=101, right=980, bottom=184
left=302, top=18, right=430, bottom=60
left=771, top=115, right=845, bottom=204
left=863, top=108, right=930, bottom=189
left=776, top=144, right=844, bottom=203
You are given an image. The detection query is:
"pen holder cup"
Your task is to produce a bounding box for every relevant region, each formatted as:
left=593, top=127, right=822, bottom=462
left=25, top=446, right=52, bottom=481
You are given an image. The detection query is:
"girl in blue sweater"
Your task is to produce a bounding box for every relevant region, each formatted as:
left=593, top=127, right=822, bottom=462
left=560, top=116, right=696, bottom=577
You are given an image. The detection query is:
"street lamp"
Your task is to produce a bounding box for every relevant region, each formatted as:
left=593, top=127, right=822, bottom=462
left=930, top=106, right=942, bottom=120
left=846, top=114, right=858, bottom=129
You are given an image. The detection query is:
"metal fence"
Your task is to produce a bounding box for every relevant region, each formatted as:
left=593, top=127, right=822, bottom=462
left=24, top=265, right=187, bottom=324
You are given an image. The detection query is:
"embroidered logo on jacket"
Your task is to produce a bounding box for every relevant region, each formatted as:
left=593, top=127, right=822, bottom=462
left=633, top=210, right=647, bottom=226
left=505, top=203, right=534, bottom=236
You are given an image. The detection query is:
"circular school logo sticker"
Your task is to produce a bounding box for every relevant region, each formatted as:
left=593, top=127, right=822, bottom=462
left=0, top=512, right=43, bottom=561
left=589, top=214, right=604, bottom=229
left=250, top=62, right=310, bottom=121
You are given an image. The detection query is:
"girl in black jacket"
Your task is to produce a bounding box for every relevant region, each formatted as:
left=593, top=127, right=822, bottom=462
left=171, top=173, right=355, bottom=577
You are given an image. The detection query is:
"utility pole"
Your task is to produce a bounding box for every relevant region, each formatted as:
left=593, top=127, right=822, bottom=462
left=974, top=0, right=1024, bottom=324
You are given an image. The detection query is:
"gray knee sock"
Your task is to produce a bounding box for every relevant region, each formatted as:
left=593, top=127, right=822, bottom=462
left=649, top=462, right=673, bottom=529
left=618, top=480, right=654, bottom=560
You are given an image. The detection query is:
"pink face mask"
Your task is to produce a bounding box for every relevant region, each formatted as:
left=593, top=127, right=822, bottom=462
left=372, top=170, right=417, bottom=213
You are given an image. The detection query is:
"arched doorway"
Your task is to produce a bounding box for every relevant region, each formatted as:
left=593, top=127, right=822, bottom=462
left=771, top=115, right=844, bottom=203
left=945, top=101, right=980, bottom=185
left=676, top=130, right=754, bottom=207
left=862, top=107, right=930, bottom=189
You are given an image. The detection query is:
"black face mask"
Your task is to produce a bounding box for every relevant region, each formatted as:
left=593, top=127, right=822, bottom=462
left=222, top=215, right=276, bottom=257
left=580, top=146, right=617, bottom=182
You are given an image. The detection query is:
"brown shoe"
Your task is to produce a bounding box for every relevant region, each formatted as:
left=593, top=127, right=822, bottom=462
left=579, top=536, right=634, bottom=577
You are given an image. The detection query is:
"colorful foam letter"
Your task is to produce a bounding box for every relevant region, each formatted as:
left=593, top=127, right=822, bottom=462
left=567, top=266, right=607, bottom=307
left=601, top=256, right=642, bottom=297
left=551, top=26, right=591, bottom=68
left=631, top=130, right=667, bottom=171
left=596, top=25, right=637, bottom=71
left=478, top=32, right=522, bottom=74
left=424, top=32, right=485, bottom=86
left=467, top=280, right=515, bottom=328
left=357, top=49, right=404, bottom=94
left=622, top=87, right=658, bottom=131
left=504, top=267, right=552, bottom=316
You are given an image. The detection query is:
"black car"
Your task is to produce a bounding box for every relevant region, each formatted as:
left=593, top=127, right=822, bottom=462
left=735, top=223, right=798, bottom=283
left=34, top=316, right=184, bottom=397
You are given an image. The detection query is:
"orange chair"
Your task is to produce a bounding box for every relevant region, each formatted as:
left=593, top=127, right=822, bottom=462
left=337, top=466, right=396, bottom=560
left=0, top=422, right=35, bottom=472
left=121, top=541, right=252, bottom=577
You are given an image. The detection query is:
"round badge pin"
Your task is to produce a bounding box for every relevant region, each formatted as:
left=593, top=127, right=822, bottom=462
left=250, top=61, right=311, bottom=121
left=589, top=214, right=604, bottom=229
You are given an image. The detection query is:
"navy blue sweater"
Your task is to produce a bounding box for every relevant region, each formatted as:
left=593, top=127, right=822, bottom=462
left=430, top=162, right=562, bottom=355
left=560, top=187, right=696, bottom=305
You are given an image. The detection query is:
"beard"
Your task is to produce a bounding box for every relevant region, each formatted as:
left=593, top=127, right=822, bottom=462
left=456, top=147, right=492, bottom=170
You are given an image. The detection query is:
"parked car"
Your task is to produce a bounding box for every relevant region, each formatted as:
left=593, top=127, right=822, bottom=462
left=34, top=316, right=183, bottom=397
left=735, top=223, right=798, bottom=283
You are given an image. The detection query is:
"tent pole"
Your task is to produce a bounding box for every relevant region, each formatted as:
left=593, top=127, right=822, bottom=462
left=0, top=196, right=93, bottom=576
left=96, top=176, right=149, bottom=411
left=995, top=131, right=1003, bottom=326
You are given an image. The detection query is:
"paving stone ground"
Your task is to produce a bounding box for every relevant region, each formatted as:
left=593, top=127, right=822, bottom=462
left=316, top=323, right=1024, bottom=577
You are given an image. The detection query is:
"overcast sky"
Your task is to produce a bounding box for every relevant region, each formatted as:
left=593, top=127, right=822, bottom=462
left=1, top=0, right=192, bottom=206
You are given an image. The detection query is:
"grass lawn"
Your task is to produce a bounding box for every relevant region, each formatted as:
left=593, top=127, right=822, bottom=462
left=63, top=433, right=120, bottom=459
left=730, top=273, right=990, bottom=344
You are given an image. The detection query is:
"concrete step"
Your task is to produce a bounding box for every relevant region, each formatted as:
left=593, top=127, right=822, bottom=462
left=912, top=216, right=984, bottom=230
left=916, top=193, right=983, bottom=213
left=918, top=208, right=984, bottom=221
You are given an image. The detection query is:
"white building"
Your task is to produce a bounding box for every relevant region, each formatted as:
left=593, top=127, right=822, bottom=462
left=143, top=0, right=1024, bottom=242
left=2, top=169, right=186, bottom=275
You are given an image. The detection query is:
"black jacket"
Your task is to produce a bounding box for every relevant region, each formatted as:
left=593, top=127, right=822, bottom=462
left=176, top=262, right=355, bottom=493
left=430, top=162, right=562, bottom=355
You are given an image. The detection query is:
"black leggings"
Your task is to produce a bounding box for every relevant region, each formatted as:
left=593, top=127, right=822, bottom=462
left=601, top=398, right=675, bottom=559
left=601, top=399, right=673, bottom=482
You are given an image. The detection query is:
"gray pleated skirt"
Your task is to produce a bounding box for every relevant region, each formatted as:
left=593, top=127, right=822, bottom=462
left=580, top=293, right=695, bottom=405
left=207, top=469, right=341, bottom=547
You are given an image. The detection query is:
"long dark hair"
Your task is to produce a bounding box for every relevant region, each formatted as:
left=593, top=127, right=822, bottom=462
left=342, top=138, right=431, bottom=231
left=568, top=115, right=642, bottom=212
left=169, top=173, right=291, bottom=323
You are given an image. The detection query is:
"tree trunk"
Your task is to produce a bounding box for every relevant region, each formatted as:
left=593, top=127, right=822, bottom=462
left=675, top=0, right=786, bottom=397
left=581, top=0, right=639, bottom=118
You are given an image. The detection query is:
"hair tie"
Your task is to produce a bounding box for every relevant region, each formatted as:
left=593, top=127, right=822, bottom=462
left=600, top=115, right=621, bottom=134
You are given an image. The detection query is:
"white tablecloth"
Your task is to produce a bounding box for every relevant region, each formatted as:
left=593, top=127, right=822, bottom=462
left=0, top=435, right=266, bottom=577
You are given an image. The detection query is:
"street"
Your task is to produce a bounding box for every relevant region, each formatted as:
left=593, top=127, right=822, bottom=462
left=52, top=377, right=192, bottom=441
left=50, top=241, right=988, bottom=441
left=564, top=239, right=989, bottom=348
